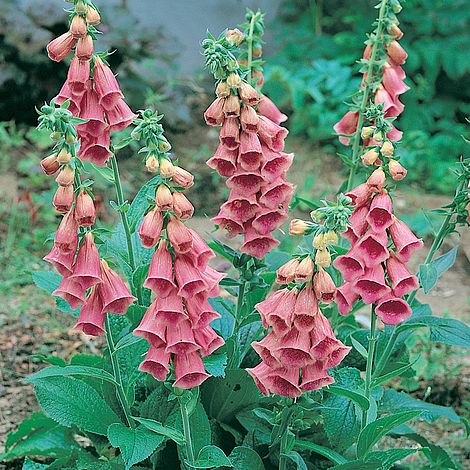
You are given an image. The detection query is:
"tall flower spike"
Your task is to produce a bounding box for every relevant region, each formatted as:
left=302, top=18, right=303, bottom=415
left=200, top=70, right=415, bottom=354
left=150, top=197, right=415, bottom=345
left=132, top=109, right=225, bottom=389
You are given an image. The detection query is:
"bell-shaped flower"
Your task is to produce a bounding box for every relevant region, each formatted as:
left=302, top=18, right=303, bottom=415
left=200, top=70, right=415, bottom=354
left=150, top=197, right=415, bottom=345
left=173, top=352, right=210, bottom=389
left=105, top=99, right=137, bottom=132
left=239, top=131, right=262, bottom=171
left=69, top=232, right=101, bottom=289
left=138, top=208, right=163, bottom=248
left=257, top=116, right=288, bottom=152
left=356, top=229, right=390, bottom=267
left=257, top=95, right=288, bottom=125
left=241, top=223, right=279, bottom=259
left=74, top=285, right=105, bottom=336
left=353, top=265, right=391, bottom=304
left=174, top=255, right=206, bottom=298
left=47, top=32, right=76, bottom=62
left=165, top=318, right=199, bottom=355
left=139, top=346, right=171, bottom=381
left=333, top=111, right=359, bottom=145
left=386, top=251, right=419, bottom=297
left=207, top=144, right=238, bottom=177
left=77, top=87, right=108, bottom=137
left=54, top=209, right=79, bottom=254
left=144, top=241, right=176, bottom=297
left=93, top=57, right=124, bottom=110
left=300, top=363, right=334, bottom=391
left=334, top=246, right=366, bottom=282
left=389, top=217, right=424, bottom=262
left=293, top=285, right=318, bottom=331
left=335, top=282, right=360, bottom=316
left=53, top=276, right=86, bottom=310
left=376, top=295, right=412, bottom=325
left=99, top=260, right=136, bottom=314
left=204, top=97, right=225, bottom=126
left=313, top=268, right=336, bottom=302
left=166, top=216, right=193, bottom=253
left=219, top=117, right=240, bottom=149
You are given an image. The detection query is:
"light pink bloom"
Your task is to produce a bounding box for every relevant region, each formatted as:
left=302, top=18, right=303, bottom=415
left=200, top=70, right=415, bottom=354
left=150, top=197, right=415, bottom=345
left=256, top=288, right=290, bottom=328
left=78, top=131, right=112, bottom=166
left=172, top=192, right=194, bottom=220
left=387, top=125, right=403, bottom=142
left=276, top=258, right=300, bottom=285
left=193, top=326, right=224, bottom=356
left=356, top=229, right=390, bottom=267
left=75, top=35, right=94, bottom=61
left=239, top=131, right=262, bottom=171
left=389, top=160, right=407, bottom=180
left=99, top=260, right=136, bottom=314
left=257, top=116, right=288, bottom=152
left=44, top=245, right=75, bottom=277
left=54, top=209, right=79, bottom=254
left=334, top=246, right=365, bottom=282
left=342, top=204, right=370, bottom=244
left=41, top=154, right=60, bottom=176
left=259, top=179, right=294, bottom=210
left=74, top=285, right=105, bottom=336
left=335, top=282, right=360, bottom=316
left=366, top=168, right=386, bottom=193
left=185, top=298, right=220, bottom=329
left=261, top=147, right=294, bottom=180
left=47, top=32, right=76, bottom=62
left=252, top=334, right=282, bottom=368
left=67, top=57, right=90, bottom=96
left=138, top=208, right=163, bottom=248
left=301, top=363, right=334, bottom=391
left=334, top=111, right=359, bottom=145
left=139, top=346, right=170, bottom=381
left=240, top=223, right=279, bottom=259
left=367, top=191, right=393, bottom=231
left=252, top=207, right=288, bottom=235
left=93, top=57, right=124, bottom=110
left=220, top=192, right=258, bottom=224
left=275, top=328, right=312, bottom=367
left=144, top=241, right=176, bottom=296
left=204, top=97, right=225, bottom=126
left=246, top=363, right=271, bottom=396
left=54, top=81, right=80, bottom=115
left=387, top=40, right=408, bottom=65
left=239, top=82, right=260, bottom=106
left=219, top=117, right=240, bottom=150
left=383, top=62, right=409, bottom=97
left=200, top=266, right=225, bottom=298
left=53, top=185, right=74, bottom=213
left=376, top=296, right=412, bottom=325
left=105, top=99, right=137, bottom=132
left=240, top=104, right=259, bottom=132
left=166, top=216, right=193, bottom=253
left=165, top=318, right=199, bottom=354
left=386, top=251, right=419, bottom=297
left=207, top=144, right=238, bottom=177
left=69, top=232, right=101, bottom=289
left=375, top=86, right=404, bottom=117
left=264, top=366, right=301, bottom=398
left=154, top=289, right=185, bottom=323
left=186, top=229, right=215, bottom=270
left=174, top=255, right=206, bottom=298
left=172, top=167, right=194, bottom=189
left=353, top=265, right=391, bottom=304
left=257, top=95, right=288, bottom=125
left=53, top=276, right=86, bottom=310
left=77, top=87, right=108, bottom=137
left=75, top=190, right=96, bottom=227
left=389, top=217, right=424, bottom=262
left=293, top=285, right=318, bottom=331
left=70, top=15, right=87, bottom=38
left=313, top=269, right=336, bottom=302
left=173, top=352, right=210, bottom=389
left=212, top=209, right=245, bottom=237
left=266, top=288, right=297, bottom=334
left=345, top=183, right=372, bottom=207
left=227, top=170, right=264, bottom=196
left=134, top=303, right=167, bottom=347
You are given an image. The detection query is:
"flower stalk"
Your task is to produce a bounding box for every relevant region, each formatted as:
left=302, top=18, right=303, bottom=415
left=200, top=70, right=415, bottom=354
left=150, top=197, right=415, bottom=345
left=362, top=306, right=377, bottom=428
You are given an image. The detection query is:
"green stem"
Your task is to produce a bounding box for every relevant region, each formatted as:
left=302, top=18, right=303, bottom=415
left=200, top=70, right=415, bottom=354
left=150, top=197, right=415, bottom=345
left=362, top=306, right=377, bottom=428
left=246, top=13, right=257, bottom=85
left=178, top=396, right=195, bottom=464
left=228, top=280, right=247, bottom=368
left=109, top=154, right=143, bottom=305
left=105, top=315, right=135, bottom=428
left=346, top=0, right=388, bottom=191
left=279, top=406, right=295, bottom=470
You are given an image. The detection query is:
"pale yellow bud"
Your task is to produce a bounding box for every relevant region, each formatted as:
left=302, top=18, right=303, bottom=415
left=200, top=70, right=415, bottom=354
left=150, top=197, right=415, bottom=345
left=216, top=81, right=231, bottom=98
left=373, top=131, right=383, bottom=142
left=159, top=158, right=175, bottom=178
left=226, top=73, right=242, bottom=89
left=381, top=141, right=394, bottom=157
left=315, top=248, right=331, bottom=268
left=57, top=147, right=72, bottom=164
left=313, top=233, right=326, bottom=249
left=146, top=156, right=159, bottom=173
left=361, top=126, right=375, bottom=139
left=323, top=231, right=339, bottom=246
left=289, top=219, right=310, bottom=236
left=361, top=149, right=379, bottom=166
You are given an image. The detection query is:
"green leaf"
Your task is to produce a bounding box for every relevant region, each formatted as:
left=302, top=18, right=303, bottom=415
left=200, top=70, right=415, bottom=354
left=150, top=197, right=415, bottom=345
left=114, top=136, right=134, bottom=150
left=284, top=451, right=308, bottom=470
left=132, top=417, right=185, bottom=445
left=127, top=175, right=160, bottom=232
left=372, top=361, right=417, bottom=386
left=88, top=162, right=115, bottom=183
left=227, top=446, right=265, bottom=470
left=27, top=365, right=118, bottom=385
left=203, top=352, right=227, bottom=377
left=107, top=423, right=164, bottom=470
left=209, top=297, right=235, bottom=339
left=175, top=403, right=211, bottom=457
left=418, top=247, right=457, bottom=293
left=327, top=385, right=370, bottom=412
left=186, top=445, right=232, bottom=469
left=295, top=440, right=347, bottom=465
left=30, top=376, right=121, bottom=436
left=366, top=448, right=419, bottom=470
left=330, top=461, right=380, bottom=470
left=22, top=458, right=49, bottom=470
left=357, top=410, right=422, bottom=458
left=350, top=335, right=368, bottom=359
left=114, top=333, right=145, bottom=353
left=138, top=382, right=178, bottom=424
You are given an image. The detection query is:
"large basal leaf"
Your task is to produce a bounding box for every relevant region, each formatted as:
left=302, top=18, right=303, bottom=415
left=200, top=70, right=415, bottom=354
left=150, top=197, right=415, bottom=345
left=418, top=246, right=458, bottom=293
left=295, top=440, right=347, bottom=465
left=209, top=297, right=235, bottom=339
left=185, top=445, right=232, bottom=469
left=28, top=365, right=118, bottom=385
left=107, top=423, right=164, bottom=470
left=366, top=448, right=419, bottom=470
left=138, top=382, right=178, bottom=424
left=28, top=376, right=121, bottom=436
left=203, top=351, right=227, bottom=378
left=133, top=417, right=185, bottom=445
left=227, top=446, right=265, bottom=470
left=21, top=458, right=49, bottom=470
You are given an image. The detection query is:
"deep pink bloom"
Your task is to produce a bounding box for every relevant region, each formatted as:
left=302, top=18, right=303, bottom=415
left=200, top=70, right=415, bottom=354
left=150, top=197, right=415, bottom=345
left=259, top=178, right=294, bottom=210
left=382, top=62, right=409, bottom=97
left=53, top=185, right=75, bottom=213
left=240, top=104, right=259, bottom=132
left=166, top=216, right=193, bottom=253
left=54, top=81, right=81, bottom=115
left=144, top=241, right=176, bottom=296
left=174, top=255, right=206, bottom=298
left=193, top=326, right=224, bottom=356
left=139, top=346, right=171, bottom=381
left=376, top=296, right=412, bottom=325
left=293, top=285, right=318, bottom=330
left=78, top=131, right=112, bottom=166
left=227, top=170, right=264, bottom=196
left=44, top=245, right=75, bottom=277
left=252, top=207, right=288, bottom=235
left=275, top=328, right=312, bottom=367
left=353, top=265, right=391, bottom=304
left=301, top=363, right=334, bottom=391
left=375, top=86, right=404, bottom=117
left=263, top=288, right=297, bottom=334
left=93, top=57, right=124, bottom=110
left=134, top=303, right=167, bottom=347
left=239, top=131, right=262, bottom=171
left=367, top=191, right=393, bottom=231
left=219, top=117, right=240, bottom=150
left=173, top=352, right=210, bottom=389
left=252, top=334, right=282, bottom=368
left=356, top=229, right=390, bottom=267
left=185, top=298, right=220, bottom=329
left=389, top=217, right=424, bottom=262
left=345, top=183, right=372, bottom=207
left=99, top=260, right=136, bottom=314
left=257, top=95, right=288, bottom=125
left=342, top=204, right=370, bottom=244
left=75, top=190, right=96, bottom=227
left=154, top=290, right=185, bottom=323
left=53, top=276, right=86, bottom=310
left=241, top=223, right=279, bottom=259
left=105, top=99, right=137, bottom=132
left=313, top=269, right=336, bottom=302
left=207, top=144, right=238, bottom=177
left=200, top=266, right=225, bottom=298
left=69, top=232, right=101, bottom=289
left=67, top=57, right=90, bottom=96
left=77, top=87, right=108, bottom=137
left=212, top=209, right=245, bottom=237
left=74, top=285, right=106, bottom=336
left=264, top=366, right=302, bottom=398
left=47, top=32, right=76, bottom=62
left=138, top=208, right=163, bottom=248
left=256, top=288, right=290, bottom=328
left=334, top=246, right=365, bottom=282
left=220, top=192, right=258, bottom=224
left=204, top=97, right=225, bottom=126
left=334, top=111, right=359, bottom=145
left=257, top=116, right=288, bottom=152
left=387, top=40, right=408, bottom=65
left=186, top=229, right=215, bottom=270
left=335, top=282, right=360, bottom=316
left=54, top=209, right=79, bottom=254
left=386, top=252, right=419, bottom=297
left=261, top=147, right=294, bottom=180
left=246, top=363, right=271, bottom=396
left=165, top=318, right=198, bottom=354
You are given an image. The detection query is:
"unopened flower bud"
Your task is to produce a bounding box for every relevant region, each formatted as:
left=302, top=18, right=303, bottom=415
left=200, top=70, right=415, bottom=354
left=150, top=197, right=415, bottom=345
left=361, top=148, right=379, bottom=166
left=159, top=158, right=175, bottom=178
left=50, top=132, right=62, bottom=141
left=172, top=191, right=194, bottom=220
left=313, top=233, right=326, bottom=249
left=158, top=139, right=171, bottom=153
left=388, top=159, right=407, bottom=180
left=86, top=6, right=101, bottom=25
left=388, top=23, right=404, bottom=39
left=323, top=230, right=339, bottom=246
left=361, top=126, right=375, bottom=139
left=65, top=132, right=76, bottom=145
left=372, top=131, right=383, bottom=142
left=367, top=167, right=386, bottom=192
left=57, top=147, right=72, bottom=164
left=75, top=0, right=88, bottom=15
left=223, top=94, right=241, bottom=117
left=315, top=248, right=331, bottom=268
left=56, top=165, right=75, bottom=186
left=225, top=28, right=244, bottom=46
left=252, top=46, right=262, bottom=58
left=239, top=81, right=259, bottom=106
left=146, top=156, right=159, bottom=173
left=381, top=141, right=394, bottom=157
left=53, top=185, right=75, bottom=213
left=155, top=184, right=173, bottom=211
left=391, top=0, right=402, bottom=13
left=289, top=219, right=310, bottom=236
left=172, top=166, right=194, bottom=188
left=75, top=190, right=96, bottom=227
left=226, top=73, right=241, bottom=89
left=70, top=14, right=87, bottom=38
left=295, top=256, right=315, bottom=283
left=41, top=154, right=60, bottom=175
left=276, top=258, right=300, bottom=284
left=216, top=81, right=231, bottom=98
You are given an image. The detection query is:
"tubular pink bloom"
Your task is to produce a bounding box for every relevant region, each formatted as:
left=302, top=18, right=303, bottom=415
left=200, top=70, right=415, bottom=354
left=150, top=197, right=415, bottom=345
left=41, top=154, right=60, bottom=176
left=252, top=207, right=288, bottom=235
left=172, top=167, right=194, bottom=189
left=342, top=204, right=370, bottom=244
left=105, top=99, right=137, bottom=132
left=174, top=255, right=206, bottom=298
left=155, top=185, right=173, bottom=211
left=54, top=209, right=79, bottom=254
left=220, top=192, right=258, bottom=224
left=227, top=170, right=264, bottom=196
left=185, top=298, right=220, bottom=329
left=374, top=85, right=404, bottom=117
left=240, top=104, right=259, bottom=132
left=144, top=241, right=176, bottom=296
left=47, top=32, right=77, bottom=62
left=138, top=208, right=163, bottom=248
left=223, top=94, right=241, bottom=117
left=219, top=117, right=240, bottom=149
left=386, top=252, right=419, bottom=297
left=134, top=303, right=167, bottom=347
left=99, top=260, right=136, bottom=314
left=172, top=192, right=194, bottom=220
left=257, top=95, right=288, bottom=125
left=53, top=276, right=86, bottom=310
left=193, top=326, right=224, bottom=356
left=264, top=366, right=301, bottom=398
left=367, top=191, right=393, bottom=231
left=389, top=160, right=407, bottom=180
left=204, top=97, right=225, bottom=126
left=75, top=190, right=96, bottom=227
left=366, top=168, right=386, bottom=193
left=293, top=285, right=318, bottom=331
left=256, top=288, right=290, bottom=327
left=67, top=57, right=90, bottom=96
left=77, top=87, right=108, bottom=137
left=301, top=363, right=334, bottom=391
left=345, top=183, right=372, bottom=207
left=241, top=223, right=279, bottom=259
left=261, top=148, right=294, bottom=181
left=165, top=318, right=199, bottom=354
left=387, top=40, right=408, bottom=65
left=207, top=144, right=238, bottom=177
left=239, top=131, right=263, bottom=171
left=69, top=232, right=101, bottom=289
left=200, top=266, right=225, bottom=297
left=295, top=256, right=315, bottom=283
left=252, top=334, right=282, bottom=367
left=383, top=62, right=409, bottom=97
left=334, top=111, right=359, bottom=145
left=75, top=35, right=94, bottom=60
left=266, top=288, right=297, bottom=334
left=276, top=258, right=300, bottom=285
left=166, top=216, right=193, bottom=253
left=239, top=81, right=260, bottom=106
left=274, top=328, right=312, bottom=367
left=154, top=289, right=185, bottom=323
left=333, top=247, right=365, bottom=282
left=356, top=229, right=389, bottom=267
left=74, top=286, right=105, bottom=336
left=78, top=131, right=112, bottom=166
left=387, top=125, right=403, bottom=142
left=376, top=296, right=412, bottom=325
left=53, top=185, right=75, bottom=213
left=173, top=352, right=210, bottom=389
left=246, top=363, right=271, bottom=396
left=335, top=282, right=360, bottom=316
left=313, top=269, right=336, bottom=303
left=44, top=245, right=75, bottom=277
left=139, top=346, right=170, bottom=381
left=54, top=81, right=80, bottom=115
left=93, top=57, right=124, bottom=110
left=257, top=116, right=288, bottom=152
left=212, top=209, right=245, bottom=237
left=186, top=229, right=215, bottom=270
left=389, top=217, right=424, bottom=262
left=259, top=179, right=294, bottom=210
left=70, top=14, right=87, bottom=38
left=353, top=265, right=391, bottom=304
